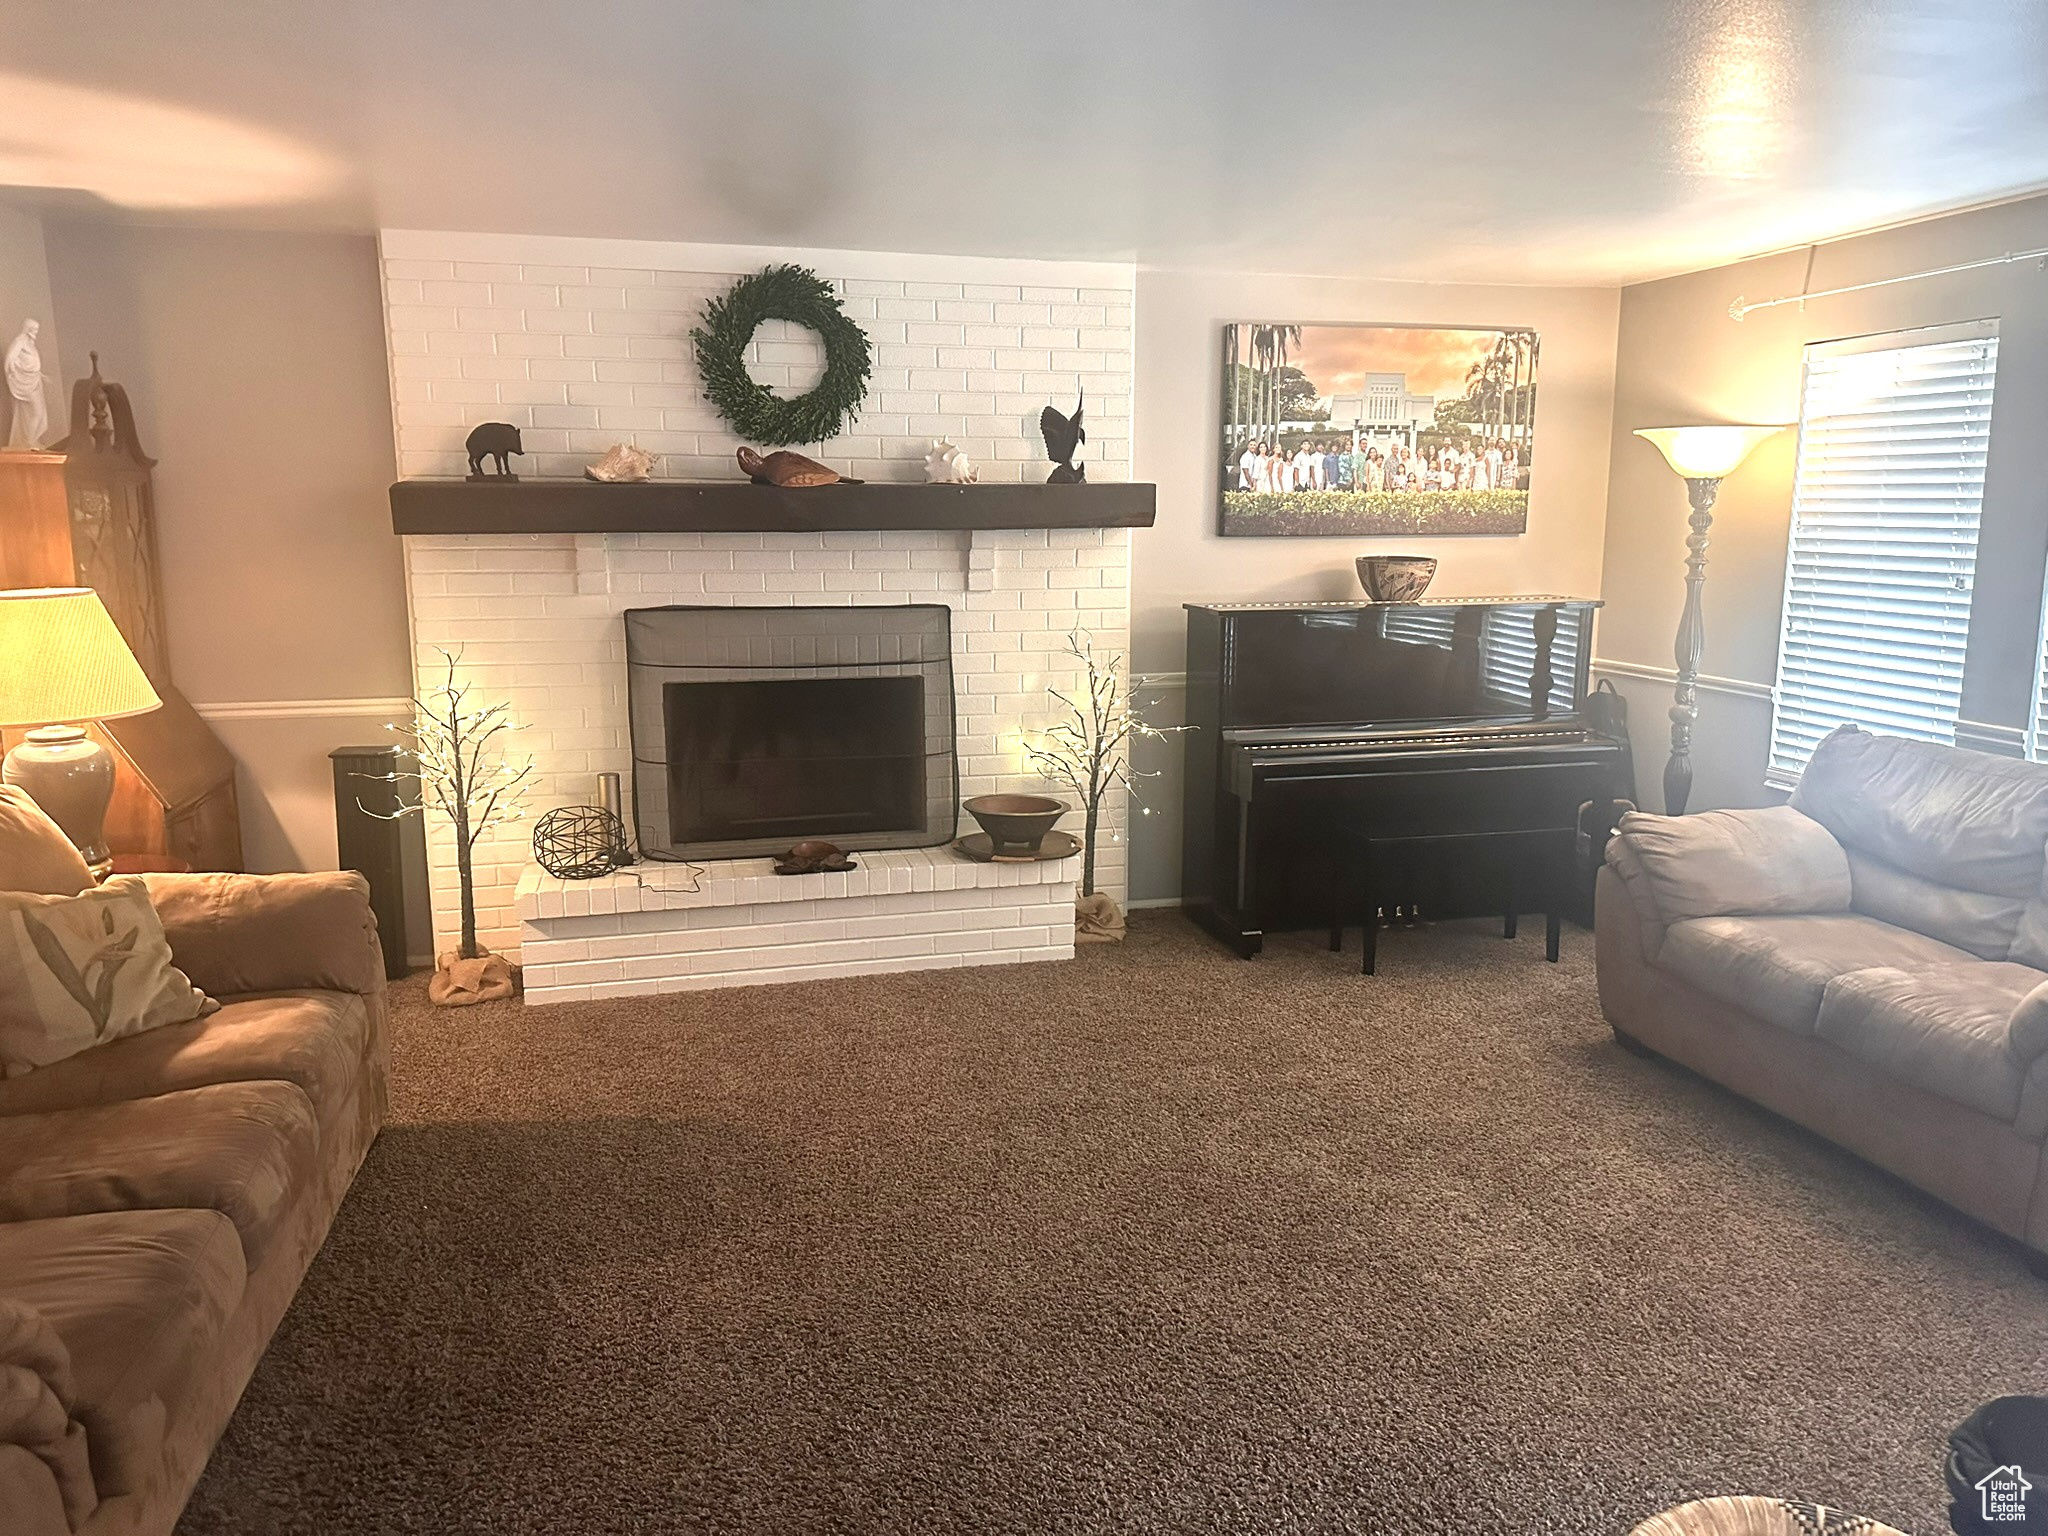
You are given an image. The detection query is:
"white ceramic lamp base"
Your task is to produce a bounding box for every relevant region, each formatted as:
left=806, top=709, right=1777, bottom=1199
left=3, top=724, right=116, bottom=879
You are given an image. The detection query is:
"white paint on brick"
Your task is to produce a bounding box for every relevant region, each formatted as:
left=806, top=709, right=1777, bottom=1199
left=377, top=231, right=1132, bottom=485
left=380, top=230, right=1137, bottom=967
left=397, top=525, right=1131, bottom=957
left=517, top=848, right=1078, bottom=1003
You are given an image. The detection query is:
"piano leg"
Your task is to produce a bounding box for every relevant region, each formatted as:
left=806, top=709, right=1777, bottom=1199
left=1327, top=845, right=1343, bottom=952
left=1227, top=795, right=1262, bottom=959
left=1360, top=841, right=1377, bottom=977
left=1503, top=853, right=1519, bottom=941
left=1184, top=793, right=1262, bottom=958
left=1188, top=904, right=1262, bottom=959
left=1545, top=829, right=1566, bottom=962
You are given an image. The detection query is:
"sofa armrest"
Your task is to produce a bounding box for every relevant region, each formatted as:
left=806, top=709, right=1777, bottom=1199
left=0, top=1302, right=73, bottom=1420
left=0, top=1300, right=95, bottom=1531
left=2011, top=979, right=2048, bottom=1066
left=1599, top=846, right=1667, bottom=963
left=0, top=1444, right=73, bottom=1536
left=139, top=871, right=385, bottom=998
left=1609, top=806, right=1852, bottom=925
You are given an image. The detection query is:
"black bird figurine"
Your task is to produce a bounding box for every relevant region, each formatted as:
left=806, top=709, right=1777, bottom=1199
left=1039, top=387, right=1085, bottom=483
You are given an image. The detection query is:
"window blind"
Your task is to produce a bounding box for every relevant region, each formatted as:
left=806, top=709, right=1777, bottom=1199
left=1380, top=608, right=1457, bottom=647
left=1480, top=607, right=1581, bottom=715
left=1765, top=320, right=1998, bottom=788
left=1376, top=607, right=1580, bottom=714
left=2031, top=597, right=2048, bottom=762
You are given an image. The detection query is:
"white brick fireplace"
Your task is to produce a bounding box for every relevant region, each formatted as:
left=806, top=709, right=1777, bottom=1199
left=377, top=231, right=1137, bottom=992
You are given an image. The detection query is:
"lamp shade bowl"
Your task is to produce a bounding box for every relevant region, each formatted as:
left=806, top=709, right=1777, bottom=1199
left=1634, top=425, right=1783, bottom=481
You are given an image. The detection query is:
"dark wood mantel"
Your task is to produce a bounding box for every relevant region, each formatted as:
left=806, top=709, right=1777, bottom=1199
left=389, top=479, right=1156, bottom=535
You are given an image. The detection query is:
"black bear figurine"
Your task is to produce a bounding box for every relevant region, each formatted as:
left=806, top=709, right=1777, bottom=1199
left=465, top=422, right=525, bottom=479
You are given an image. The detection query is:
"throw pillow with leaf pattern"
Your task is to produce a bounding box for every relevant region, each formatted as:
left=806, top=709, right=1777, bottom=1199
left=0, top=877, right=215, bottom=1077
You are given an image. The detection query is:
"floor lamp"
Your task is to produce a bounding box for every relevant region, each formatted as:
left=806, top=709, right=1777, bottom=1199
left=1633, top=426, right=1782, bottom=816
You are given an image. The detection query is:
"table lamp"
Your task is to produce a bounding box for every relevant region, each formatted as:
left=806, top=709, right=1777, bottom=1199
left=0, top=587, right=163, bottom=877
left=1633, top=426, right=1783, bottom=815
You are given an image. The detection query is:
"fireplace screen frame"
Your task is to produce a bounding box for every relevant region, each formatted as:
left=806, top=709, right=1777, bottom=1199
left=624, top=604, right=958, bottom=861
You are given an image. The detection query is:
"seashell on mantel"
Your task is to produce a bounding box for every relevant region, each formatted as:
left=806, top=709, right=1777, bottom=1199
left=924, top=439, right=978, bottom=484
left=584, top=442, right=657, bottom=483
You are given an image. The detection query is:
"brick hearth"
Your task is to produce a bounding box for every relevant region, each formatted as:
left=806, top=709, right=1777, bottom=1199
left=516, top=847, right=1079, bottom=1002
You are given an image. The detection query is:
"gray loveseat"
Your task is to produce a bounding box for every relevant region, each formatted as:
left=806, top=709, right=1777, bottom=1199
left=1596, top=724, right=2048, bottom=1268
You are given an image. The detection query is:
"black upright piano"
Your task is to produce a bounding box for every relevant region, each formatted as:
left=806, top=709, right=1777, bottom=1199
left=1181, top=597, right=1630, bottom=957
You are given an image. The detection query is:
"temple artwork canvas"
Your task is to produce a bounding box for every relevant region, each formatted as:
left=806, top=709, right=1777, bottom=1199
left=1217, top=322, right=1539, bottom=537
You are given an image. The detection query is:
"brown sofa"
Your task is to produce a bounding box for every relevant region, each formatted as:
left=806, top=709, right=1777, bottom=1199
left=0, top=871, right=388, bottom=1536
left=1597, top=725, right=2048, bottom=1268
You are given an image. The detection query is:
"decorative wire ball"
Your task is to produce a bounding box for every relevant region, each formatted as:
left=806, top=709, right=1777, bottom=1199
left=532, top=804, right=629, bottom=880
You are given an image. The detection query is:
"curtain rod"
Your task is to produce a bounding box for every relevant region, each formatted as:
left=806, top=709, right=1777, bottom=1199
left=1729, top=245, right=2048, bottom=320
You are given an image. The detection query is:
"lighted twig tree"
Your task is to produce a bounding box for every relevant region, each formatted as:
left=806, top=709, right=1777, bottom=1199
left=372, top=649, right=534, bottom=962
left=1022, top=630, right=1187, bottom=902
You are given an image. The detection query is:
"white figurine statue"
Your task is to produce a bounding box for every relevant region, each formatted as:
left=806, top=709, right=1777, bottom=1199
left=5, top=319, right=49, bottom=451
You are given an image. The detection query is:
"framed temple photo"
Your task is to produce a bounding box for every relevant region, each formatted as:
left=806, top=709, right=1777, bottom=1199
left=1217, top=322, right=1539, bottom=537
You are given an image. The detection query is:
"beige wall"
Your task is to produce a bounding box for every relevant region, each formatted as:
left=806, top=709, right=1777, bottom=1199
left=1126, top=268, right=1622, bottom=902
left=23, top=195, right=2048, bottom=922
left=20, top=226, right=1627, bottom=912
left=1599, top=192, right=2048, bottom=811
left=38, top=221, right=413, bottom=876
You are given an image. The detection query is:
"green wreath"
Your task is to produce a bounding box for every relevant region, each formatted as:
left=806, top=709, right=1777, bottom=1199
left=691, top=264, right=872, bottom=447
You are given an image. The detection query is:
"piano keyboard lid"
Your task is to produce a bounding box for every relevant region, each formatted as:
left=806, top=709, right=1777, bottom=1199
left=1184, top=596, right=1603, bottom=612
left=1224, top=720, right=1607, bottom=749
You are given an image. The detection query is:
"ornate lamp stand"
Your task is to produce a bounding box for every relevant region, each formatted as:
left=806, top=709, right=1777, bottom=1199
left=1634, top=426, right=1783, bottom=815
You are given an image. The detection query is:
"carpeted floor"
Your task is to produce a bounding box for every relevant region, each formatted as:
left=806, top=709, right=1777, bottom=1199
left=180, top=913, right=2048, bottom=1535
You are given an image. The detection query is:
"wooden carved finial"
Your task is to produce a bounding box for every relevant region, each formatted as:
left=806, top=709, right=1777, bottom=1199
left=61, top=352, right=154, bottom=468
left=85, top=352, right=112, bottom=452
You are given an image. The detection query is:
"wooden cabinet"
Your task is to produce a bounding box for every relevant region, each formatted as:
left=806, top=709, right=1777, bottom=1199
left=0, top=361, right=241, bottom=870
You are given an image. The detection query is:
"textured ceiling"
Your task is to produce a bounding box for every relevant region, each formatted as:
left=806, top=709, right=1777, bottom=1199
left=2, top=0, right=2045, bottom=284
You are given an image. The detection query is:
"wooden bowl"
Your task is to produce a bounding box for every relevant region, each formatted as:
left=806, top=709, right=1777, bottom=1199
left=1355, top=554, right=1438, bottom=602
left=962, top=794, right=1067, bottom=856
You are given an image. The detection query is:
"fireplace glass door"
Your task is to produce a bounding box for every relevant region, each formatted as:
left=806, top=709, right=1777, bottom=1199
left=625, top=604, right=957, bottom=861
left=664, top=675, right=926, bottom=845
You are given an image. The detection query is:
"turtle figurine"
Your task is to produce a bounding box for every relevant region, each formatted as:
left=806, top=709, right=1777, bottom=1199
left=773, top=840, right=859, bottom=876
left=736, top=446, right=861, bottom=487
